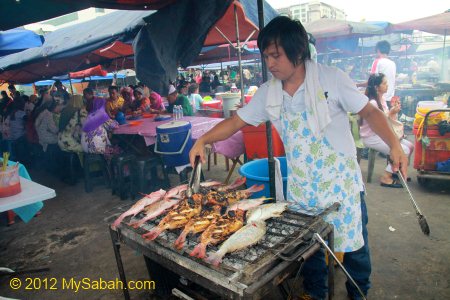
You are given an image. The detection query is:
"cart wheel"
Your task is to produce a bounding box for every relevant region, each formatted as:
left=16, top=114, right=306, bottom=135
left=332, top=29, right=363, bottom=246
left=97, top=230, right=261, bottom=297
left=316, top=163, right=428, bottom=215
left=417, top=177, right=429, bottom=188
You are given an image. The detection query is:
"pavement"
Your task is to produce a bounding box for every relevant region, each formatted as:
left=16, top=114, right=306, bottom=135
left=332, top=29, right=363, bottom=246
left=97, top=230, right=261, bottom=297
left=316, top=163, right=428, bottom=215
left=0, top=153, right=449, bottom=300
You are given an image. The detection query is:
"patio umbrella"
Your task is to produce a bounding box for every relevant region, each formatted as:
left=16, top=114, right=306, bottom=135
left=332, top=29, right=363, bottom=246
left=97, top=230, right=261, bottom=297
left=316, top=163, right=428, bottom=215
left=304, top=18, right=385, bottom=39
left=0, top=28, right=44, bottom=56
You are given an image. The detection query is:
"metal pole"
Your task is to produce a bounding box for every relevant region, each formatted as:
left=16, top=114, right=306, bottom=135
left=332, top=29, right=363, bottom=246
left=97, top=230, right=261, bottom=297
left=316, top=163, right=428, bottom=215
left=442, top=30, right=447, bottom=81
left=68, top=73, right=74, bottom=95
left=234, top=3, right=245, bottom=106
left=257, top=0, right=276, bottom=200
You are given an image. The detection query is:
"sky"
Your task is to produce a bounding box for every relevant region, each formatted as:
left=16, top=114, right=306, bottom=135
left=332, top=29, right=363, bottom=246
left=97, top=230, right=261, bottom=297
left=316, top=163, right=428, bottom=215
left=266, top=0, right=449, bottom=23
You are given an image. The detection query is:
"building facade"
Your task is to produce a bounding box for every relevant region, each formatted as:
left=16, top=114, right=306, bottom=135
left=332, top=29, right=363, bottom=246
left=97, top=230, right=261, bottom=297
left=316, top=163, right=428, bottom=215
left=277, top=1, right=346, bottom=24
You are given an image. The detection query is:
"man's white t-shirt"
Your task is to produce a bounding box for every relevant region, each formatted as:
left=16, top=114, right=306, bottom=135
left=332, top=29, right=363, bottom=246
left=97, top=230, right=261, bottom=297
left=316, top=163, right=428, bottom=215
left=371, top=57, right=396, bottom=102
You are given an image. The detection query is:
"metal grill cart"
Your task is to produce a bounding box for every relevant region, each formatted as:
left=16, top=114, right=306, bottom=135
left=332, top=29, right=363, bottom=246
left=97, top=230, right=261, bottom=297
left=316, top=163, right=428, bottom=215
left=109, top=205, right=336, bottom=300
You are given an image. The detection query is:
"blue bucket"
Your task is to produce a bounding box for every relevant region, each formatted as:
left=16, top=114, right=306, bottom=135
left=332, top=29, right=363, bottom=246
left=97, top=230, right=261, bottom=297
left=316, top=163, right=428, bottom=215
left=239, top=157, right=287, bottom=198
left=154, top=121, right=193, bottom=167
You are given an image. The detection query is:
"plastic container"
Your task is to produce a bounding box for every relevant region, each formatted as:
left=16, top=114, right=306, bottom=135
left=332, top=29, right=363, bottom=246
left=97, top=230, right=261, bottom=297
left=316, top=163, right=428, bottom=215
left=239, top=157, right=287, bottom=199
left=154, top=121, right=193, bottom=167
left=0, top=165, right=21, bottom=198
left=413, top=124, right=450, bottom=171
left=242, top=124, right=285, bottom=160
left=201, top=99, right=222, bottom=118
left=220, top=93, right=241, bottom=118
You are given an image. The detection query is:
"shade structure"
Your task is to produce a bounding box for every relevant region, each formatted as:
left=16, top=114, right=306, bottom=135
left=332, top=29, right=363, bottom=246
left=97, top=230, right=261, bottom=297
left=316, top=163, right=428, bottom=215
left=305, top=18, right=385, bottom=39
left=1, top=0, right=177, bottom=31
left=134, top=0, right=277, bottom=94
left=0, top=10, right=152, bottom=83
left=0, top=28, right=44, bottom=56
left=69, top=65, right=107, bottom=79
left=391, top=10, right=450, bottom=35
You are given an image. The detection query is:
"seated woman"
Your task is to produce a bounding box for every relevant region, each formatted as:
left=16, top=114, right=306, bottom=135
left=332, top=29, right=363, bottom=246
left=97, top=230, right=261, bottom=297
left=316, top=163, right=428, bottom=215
left=132, top=87, right=151, bottom=113
left=359, top=73, right=414, bottom=188
left=187, top=83, right=203, bottom=114
left=149, top=91, right=166, bottom=114
left=81, top=97, right=119, bottom=157
left=58, top=94, right=87, bottom=153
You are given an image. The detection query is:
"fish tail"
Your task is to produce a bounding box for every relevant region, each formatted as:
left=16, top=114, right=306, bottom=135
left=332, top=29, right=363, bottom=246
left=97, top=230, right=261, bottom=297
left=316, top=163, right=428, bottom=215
left=142, top=227, right=163, bottom=240
left=245, top=184, right=265, bottom=193
left=190, top=243, right=207, bottom=258
left=204, top=252, right=224, bottom=266
left=227, top=177, right=246, bottom=189
left=174, top=231, right=188, bottom=249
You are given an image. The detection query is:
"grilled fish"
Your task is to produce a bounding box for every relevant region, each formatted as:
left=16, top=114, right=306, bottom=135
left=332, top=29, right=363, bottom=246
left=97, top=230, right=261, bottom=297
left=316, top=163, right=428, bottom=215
left=173, top=205, right=222, bottom=250
left=225, top=197, right=271, bottom=213
left=142, top=194, right=203, bottom=241
left=189, top=210, right=245, bottom=259
left=128, top=197, right=181, bottom=228
left=111, top=189, right=166, bottom=230
left=205, top=184, right=264, bottom=206
left=205, top=221, right=267, bottom=266
left=246, top=202, right=288, bottom=223
left=214, top=177, right=246, bottom=192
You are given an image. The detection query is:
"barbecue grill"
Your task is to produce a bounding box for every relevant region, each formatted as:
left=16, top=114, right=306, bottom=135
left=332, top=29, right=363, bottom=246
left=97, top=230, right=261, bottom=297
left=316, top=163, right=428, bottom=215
left=109, top=203, right=337, bottom=300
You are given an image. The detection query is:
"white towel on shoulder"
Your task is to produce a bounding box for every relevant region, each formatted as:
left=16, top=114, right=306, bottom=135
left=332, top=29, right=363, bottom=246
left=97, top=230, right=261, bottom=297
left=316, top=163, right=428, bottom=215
left=265, top=60, right=331, bottom=137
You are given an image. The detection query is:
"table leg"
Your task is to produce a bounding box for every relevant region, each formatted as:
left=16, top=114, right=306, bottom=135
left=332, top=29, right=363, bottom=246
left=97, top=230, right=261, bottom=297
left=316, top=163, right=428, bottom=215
left=224, top=156, right=243, bottom=184
left=109, top=228, right=130, bottom=300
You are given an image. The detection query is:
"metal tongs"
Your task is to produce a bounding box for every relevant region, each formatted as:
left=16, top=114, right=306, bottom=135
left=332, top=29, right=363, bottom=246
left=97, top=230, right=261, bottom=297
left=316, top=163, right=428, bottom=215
left=186, top=156, right=202, bottom=199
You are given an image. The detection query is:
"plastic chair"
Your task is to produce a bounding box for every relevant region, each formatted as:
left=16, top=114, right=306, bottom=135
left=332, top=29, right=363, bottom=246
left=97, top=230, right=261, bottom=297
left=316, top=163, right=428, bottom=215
left=83, top=153, right=110, bottom=193
left=60, top=151, right=80, bottom=185
left=131, top=155, right=170, bottom=199
left=111, top=153, right=136, bottom=200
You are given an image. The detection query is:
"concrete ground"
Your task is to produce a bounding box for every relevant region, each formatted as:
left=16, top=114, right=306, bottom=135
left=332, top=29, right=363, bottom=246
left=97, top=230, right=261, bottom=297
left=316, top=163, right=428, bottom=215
left=0, top=153, right=449, bottom=300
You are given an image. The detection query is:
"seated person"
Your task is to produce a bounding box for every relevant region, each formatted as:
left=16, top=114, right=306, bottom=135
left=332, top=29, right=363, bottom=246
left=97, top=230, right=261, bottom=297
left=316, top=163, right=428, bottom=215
left=187, top=83, right=203, bottom=113
left=166, top=84, right=193, bottom=116
left=105, top=86, right=124, bottom=119
left=81, top=96, right=119, bottom=157
left=58, top=94, right=88, bottom=153
left=132, top=87, right=151, bottom=113
left=359, top=73, right=414, bottom=188
left=149, top=91, right=166, bottom=114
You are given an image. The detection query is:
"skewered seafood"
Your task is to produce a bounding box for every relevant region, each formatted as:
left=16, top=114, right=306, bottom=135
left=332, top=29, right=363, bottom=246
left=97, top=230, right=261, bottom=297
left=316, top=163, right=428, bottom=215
left=205, top=184, right=264, bottom=206
left=246, top=202, right=288, bottom=223
left=205, top=221, right=267, bottom=266
left=189, top=210, right=245, bottom=259
left=142, top=194, right=203, bottom=240
left=173, top=205, right=222, bottom=250
left=111, top=189, right=166, bottom=230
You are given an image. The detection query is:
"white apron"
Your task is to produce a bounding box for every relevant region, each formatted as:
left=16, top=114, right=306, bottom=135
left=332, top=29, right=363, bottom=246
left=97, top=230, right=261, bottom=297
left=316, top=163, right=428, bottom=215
left=280, top=107, right=364, bottom=252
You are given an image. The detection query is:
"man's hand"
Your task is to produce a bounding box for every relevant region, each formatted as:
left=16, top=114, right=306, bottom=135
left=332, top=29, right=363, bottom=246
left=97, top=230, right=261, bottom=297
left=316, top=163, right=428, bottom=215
left=189, top=138, right=207, bottom=166
left=389, top=145, right=408, bottom=179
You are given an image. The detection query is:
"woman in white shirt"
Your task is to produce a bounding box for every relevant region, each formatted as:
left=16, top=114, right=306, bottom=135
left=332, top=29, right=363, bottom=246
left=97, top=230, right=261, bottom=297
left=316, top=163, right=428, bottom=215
left=359, top=73, right=414, bottom=188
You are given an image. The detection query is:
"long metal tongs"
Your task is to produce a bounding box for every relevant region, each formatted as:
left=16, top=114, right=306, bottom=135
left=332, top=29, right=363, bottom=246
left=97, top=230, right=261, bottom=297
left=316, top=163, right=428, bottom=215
left=313, top=233, right=367, bottom=300
left=186, top=156, right=202, bottom=199
left=396, top=171, right=430, bottom=236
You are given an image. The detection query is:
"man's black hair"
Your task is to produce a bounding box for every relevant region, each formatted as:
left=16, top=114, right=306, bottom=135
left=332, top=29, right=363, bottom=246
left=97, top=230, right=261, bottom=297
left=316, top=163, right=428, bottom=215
left=375, top=40, right=391, bottom=55
left=83, top=87, right=94, bottom=95
left=257, top=16, right=310, bottom=66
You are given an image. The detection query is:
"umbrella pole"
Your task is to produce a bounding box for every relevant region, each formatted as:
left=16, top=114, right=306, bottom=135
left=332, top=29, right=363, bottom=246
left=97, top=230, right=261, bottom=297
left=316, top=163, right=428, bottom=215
left=257, top=0, right=276, bottom=200
left=68, top=73, right=74, bottom=95
left=442, top=30, right=447, bottom=81
left=233, top=3, right=245, bottom=106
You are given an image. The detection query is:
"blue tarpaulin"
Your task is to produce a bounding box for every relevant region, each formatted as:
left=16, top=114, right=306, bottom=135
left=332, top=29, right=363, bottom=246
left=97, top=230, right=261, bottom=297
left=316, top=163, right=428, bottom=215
left=0, top=28, right=44, bottom=56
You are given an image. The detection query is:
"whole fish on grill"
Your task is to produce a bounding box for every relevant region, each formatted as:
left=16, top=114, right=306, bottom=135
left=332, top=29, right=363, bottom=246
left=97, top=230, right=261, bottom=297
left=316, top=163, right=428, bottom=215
left=142, top=194, right=203, bottom=241
left=246, top=202, right=288, bottom=223
left=173, top=205, right=222, bottom=250
left=205, top=184, right=265, bottom=207
left=214, top=177, right=246, bottom=192
left=189, top=210, right=245, bottom=259
left=111, top=189, right=166, bottom=230
left=127, top=184, right=188, bottom=228
left=225, top=197, right=271, bottom=213
left=205, top=221, right=267, bottom=266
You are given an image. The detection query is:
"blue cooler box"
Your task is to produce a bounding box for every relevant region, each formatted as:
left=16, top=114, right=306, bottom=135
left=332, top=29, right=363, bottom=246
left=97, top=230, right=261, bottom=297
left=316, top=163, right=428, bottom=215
left=239, top=157, right=287, bottom=198
left=154, top=121, right=193, bottom=167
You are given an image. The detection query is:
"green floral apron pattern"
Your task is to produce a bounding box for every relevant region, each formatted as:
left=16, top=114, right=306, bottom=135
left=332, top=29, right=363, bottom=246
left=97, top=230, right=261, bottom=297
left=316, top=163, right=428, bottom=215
left=281, top=107, right=364, bottom=252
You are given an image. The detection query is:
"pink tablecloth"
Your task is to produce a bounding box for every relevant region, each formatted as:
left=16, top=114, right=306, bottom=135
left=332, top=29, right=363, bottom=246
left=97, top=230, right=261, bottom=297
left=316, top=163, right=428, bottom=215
left=113, top=116, right=244, bottom=159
